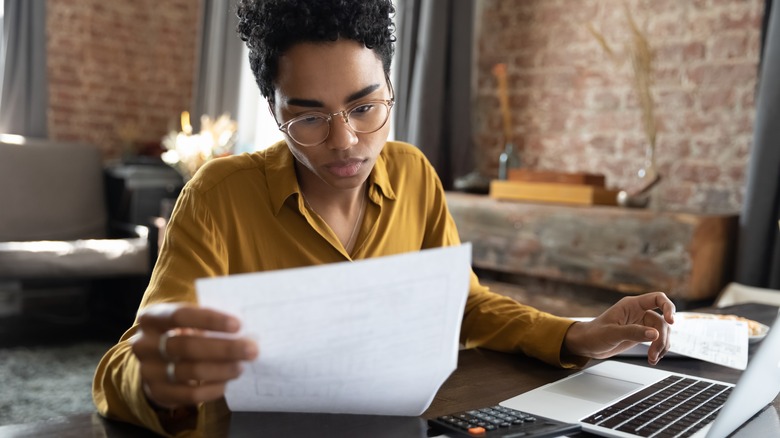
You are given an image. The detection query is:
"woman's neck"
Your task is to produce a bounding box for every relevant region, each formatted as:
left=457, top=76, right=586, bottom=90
left=298, top=173, right=368, bottom=252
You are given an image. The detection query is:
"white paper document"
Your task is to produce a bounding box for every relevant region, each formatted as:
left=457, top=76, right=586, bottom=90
left=571, top=316, right=749, bottom=369
left=196, top=244, right=472, bottom=415
left=668, top=317, right=749, bottom=370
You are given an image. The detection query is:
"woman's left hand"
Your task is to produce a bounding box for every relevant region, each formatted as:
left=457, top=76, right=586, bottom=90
left=563, top=291, right=675, bottom=365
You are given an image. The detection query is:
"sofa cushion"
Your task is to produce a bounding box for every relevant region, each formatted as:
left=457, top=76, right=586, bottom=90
left=0, top=139, right=108, bottom=241
left=0, top=238, right=149, bottom=278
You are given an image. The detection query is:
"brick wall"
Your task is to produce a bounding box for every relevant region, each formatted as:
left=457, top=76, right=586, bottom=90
left=474, top=0, right=763, bottom=213
left=47, top=0, right=200, bottom=160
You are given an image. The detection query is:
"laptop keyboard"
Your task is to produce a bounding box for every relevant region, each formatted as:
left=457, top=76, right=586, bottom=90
left=582, top=375, right=732, bottom=438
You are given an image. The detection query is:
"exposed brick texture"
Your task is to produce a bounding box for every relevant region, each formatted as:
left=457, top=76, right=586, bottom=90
left=43, top=0, right=762, bottom=213
left=474, top=0, right=763, bottom=213
left=46, top=0, right=200, bottom=160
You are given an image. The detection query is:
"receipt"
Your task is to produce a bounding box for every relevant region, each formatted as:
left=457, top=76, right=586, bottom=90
left=669, top=317, right=749, bottom=370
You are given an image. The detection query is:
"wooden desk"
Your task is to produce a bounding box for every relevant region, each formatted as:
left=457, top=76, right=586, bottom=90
left=2, top=304, right=777, bottom=437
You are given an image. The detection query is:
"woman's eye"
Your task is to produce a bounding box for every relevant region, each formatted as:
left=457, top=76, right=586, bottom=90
left=297, top=115, right=325, bottom=126
left=351, top=104, right=375, bottom=116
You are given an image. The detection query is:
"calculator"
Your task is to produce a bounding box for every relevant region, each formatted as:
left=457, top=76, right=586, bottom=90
left=428, top=405, right=581, bottom=437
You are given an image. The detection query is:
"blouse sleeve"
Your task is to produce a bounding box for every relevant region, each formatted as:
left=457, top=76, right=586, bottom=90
left=92, top=187, right=227, bottom=435
left=420, top=165, right=587, bottom=369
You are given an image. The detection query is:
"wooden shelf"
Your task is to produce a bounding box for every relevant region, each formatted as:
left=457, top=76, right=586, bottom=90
left=447, top=192, right=738, bottom=304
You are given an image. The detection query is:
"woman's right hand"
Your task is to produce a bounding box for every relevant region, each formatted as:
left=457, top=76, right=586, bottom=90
left=131, top=303, right=259, bottom=410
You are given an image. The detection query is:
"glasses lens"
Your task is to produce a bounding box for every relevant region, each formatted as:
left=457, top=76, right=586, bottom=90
left=347, top=102, right=390, bottom=133
left=287, top=115, right=330, bottom=146
left=285, top=101, right=392, bottom=146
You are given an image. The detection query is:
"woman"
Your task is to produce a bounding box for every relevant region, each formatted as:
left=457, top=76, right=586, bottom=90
left=93, top=1, right=674, bottom=435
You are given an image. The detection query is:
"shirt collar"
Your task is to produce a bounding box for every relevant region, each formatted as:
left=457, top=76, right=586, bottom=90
left=370, top=148, right=397, bottom=201
left=266, top=141, right=300, bottom=215
left=265, top=141, right=398, bottom=215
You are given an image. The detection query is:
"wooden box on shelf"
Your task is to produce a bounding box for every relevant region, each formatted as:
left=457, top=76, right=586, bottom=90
left=507, top=169, right=606, bottom=186
left=489, top=180, right=620, bottom=206
left=491, top=170, right=618, bottom=206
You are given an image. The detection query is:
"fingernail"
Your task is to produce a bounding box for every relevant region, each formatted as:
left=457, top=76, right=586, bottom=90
left=226, top=318, right=240, bottom=331
left=245, top=342, right=258, bottom=358
left=645, top=329, right=656, bottom=339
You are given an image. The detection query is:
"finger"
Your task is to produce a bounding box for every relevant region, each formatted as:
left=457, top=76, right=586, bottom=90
left=132, top=328, right=178, bottom=361
left=652, top=323, right=673, bottom=365
left=648, top=339, right=667, bottom=365
left=132, top=326, right=202, bottom=362
left=586, top=323, right=658, bottom=360
left=138, top=304, right=241, bottom=335
left=142, top=360, right=246, bottom=385
left=164, top=335, right=258, bottom=362
left=642, top=311, right=672, bottom=365
left=631, top=292, right=676, bottom=323
left=610, top=323, right=659, bottom=344
left=662, top=299, right=676, bottom=324
left=132, top=331, right=160, bottom=361
left=133, top=331, right=258, bottom=362
left=157, top=328, right=183, bottom=361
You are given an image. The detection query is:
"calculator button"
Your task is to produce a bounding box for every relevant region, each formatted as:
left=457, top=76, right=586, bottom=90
left=430, top=405, right=579, bottom=437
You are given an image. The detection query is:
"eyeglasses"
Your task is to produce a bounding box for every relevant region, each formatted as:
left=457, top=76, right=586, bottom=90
left=276, top=80, right=395, bottom=147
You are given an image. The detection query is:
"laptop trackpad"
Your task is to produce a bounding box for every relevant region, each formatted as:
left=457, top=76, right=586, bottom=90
left=544, top=372, right=643, bottom=404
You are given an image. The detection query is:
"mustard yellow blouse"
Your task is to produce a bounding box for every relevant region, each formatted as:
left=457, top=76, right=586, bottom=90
left=92, top=141, right=583, bottom=435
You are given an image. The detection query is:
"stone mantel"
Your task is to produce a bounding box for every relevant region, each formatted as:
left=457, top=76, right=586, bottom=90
left=446, top=192, right=738, bottom=303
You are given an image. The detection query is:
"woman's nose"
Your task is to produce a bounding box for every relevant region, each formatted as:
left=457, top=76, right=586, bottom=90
left=325, top=112, right=358, bottom=150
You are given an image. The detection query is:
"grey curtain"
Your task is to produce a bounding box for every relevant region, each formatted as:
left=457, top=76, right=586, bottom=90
left=394, top=0, right=475, bottom=189
left=190, top=0, right=243, bottom=131
left=0, top=0, right=48, bottom=137
left=761, top=0, right=773, bottom=66
left=735, top=0, right=780, bottom=289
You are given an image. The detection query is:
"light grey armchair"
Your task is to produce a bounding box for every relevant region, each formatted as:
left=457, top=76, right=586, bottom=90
left=0, top=136, right=151, bottom=340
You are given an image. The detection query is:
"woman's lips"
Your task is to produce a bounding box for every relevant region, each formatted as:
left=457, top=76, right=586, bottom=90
left=326, top=159, right=365, bottom=177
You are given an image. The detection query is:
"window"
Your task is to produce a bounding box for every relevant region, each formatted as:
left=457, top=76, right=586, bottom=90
left=235, top=46, right=284, bottom=153
left=0, top=2, right=5, bottom=116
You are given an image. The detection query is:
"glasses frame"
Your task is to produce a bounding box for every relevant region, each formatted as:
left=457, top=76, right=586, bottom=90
left=275, top=76, right=395, bottom=147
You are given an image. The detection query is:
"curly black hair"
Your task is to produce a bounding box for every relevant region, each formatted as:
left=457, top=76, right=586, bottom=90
left=236, top=0, right=396, bottom=104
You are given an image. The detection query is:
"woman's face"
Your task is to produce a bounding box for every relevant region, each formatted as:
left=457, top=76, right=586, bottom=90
left=272, top=40, right=392, bottom=193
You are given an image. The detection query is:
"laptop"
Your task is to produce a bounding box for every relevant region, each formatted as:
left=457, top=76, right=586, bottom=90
left=500, top=311, right=780, bottom=438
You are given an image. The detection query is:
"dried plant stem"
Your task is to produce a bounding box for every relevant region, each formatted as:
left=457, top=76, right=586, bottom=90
left=588, top=4, right=657, bottom=173
left=625, top=4, right=657, bottom=170
left=586, top=23, right=617, bottom=60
